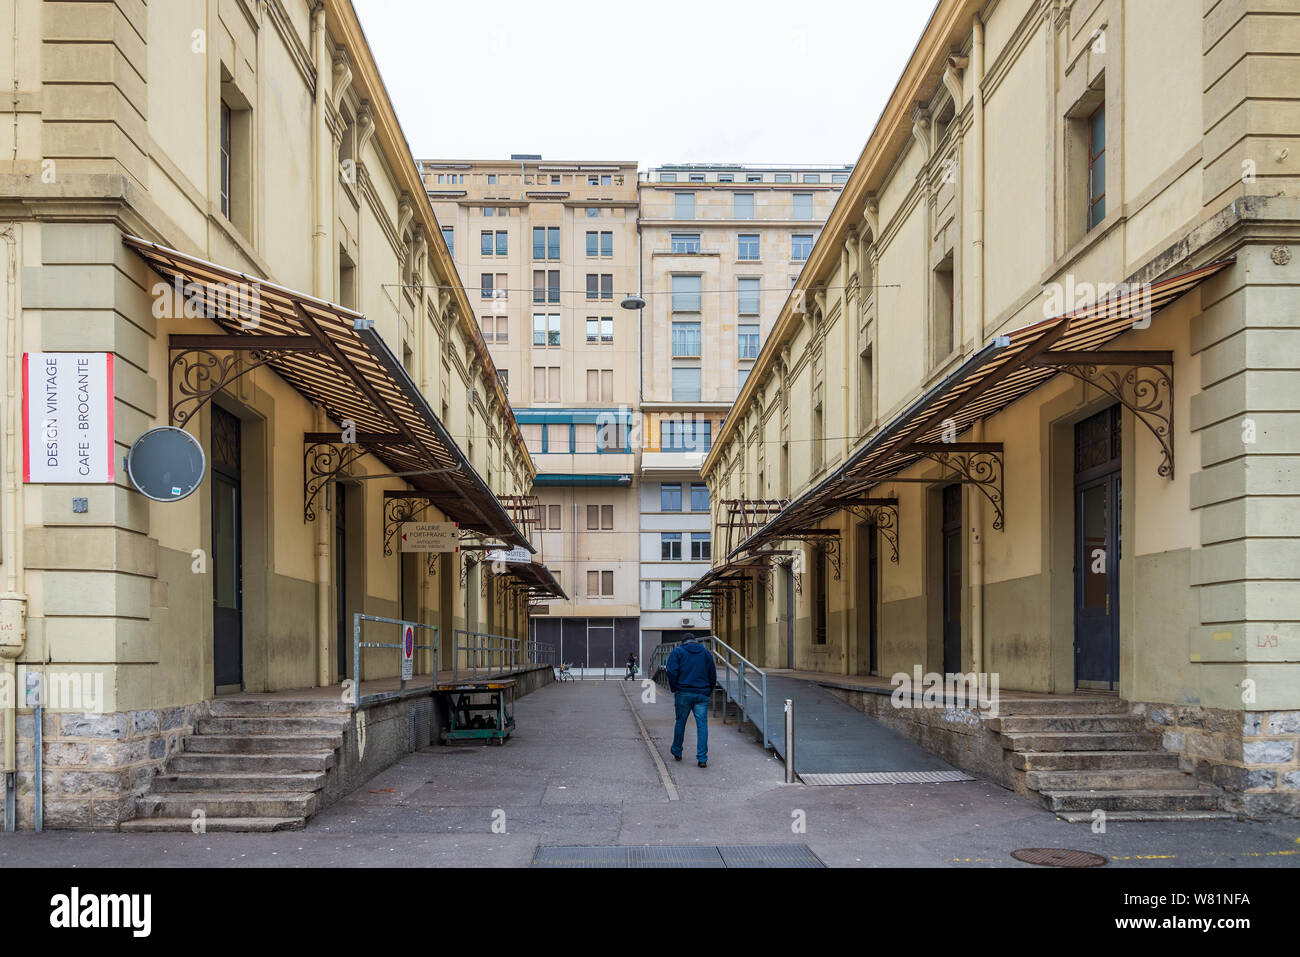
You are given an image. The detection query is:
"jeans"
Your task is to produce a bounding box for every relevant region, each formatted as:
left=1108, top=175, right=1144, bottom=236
left=671, top=691, right=710, bottom=763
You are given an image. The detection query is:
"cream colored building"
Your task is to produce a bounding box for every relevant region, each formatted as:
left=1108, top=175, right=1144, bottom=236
left=423, top=158, right=642, bottom=669
left=637, top=164, right=846, bottom=652
left=0, top=0, right=555, bottom=830
left=697, top=0, right=1300, bottom=818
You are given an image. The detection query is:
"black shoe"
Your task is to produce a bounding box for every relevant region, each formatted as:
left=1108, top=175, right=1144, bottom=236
left=672, top=753, right=682, bottom=762
left=698, top=761, right=708, bottom=768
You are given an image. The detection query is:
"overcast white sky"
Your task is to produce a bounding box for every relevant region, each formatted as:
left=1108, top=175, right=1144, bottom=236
left=352, top=0, right=938, bottom=170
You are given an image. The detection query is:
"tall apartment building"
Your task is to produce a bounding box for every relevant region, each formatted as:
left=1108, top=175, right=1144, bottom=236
left=423, top=158, right=642, bottom=669
left=636, top=164, right=847, bottom=653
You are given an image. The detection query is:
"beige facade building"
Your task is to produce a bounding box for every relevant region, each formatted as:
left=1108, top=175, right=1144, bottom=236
left=637, top=164, right=846, bottom=651
left=423, top=158, right=642, bottom=669
left=696, top=0, right=1300, bottom=818
left=0, top=0, right=557, bottom=830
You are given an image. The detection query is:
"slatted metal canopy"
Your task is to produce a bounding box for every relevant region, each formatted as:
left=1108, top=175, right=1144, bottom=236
left=500, top=559, right=567, bottom=601
left=125, top=235, right=531, bottom=550
left=730, top=258, right=1233, bottom=560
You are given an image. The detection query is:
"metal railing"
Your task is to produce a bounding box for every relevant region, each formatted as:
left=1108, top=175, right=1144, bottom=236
left=453, top=630, right=521, bottom=679
left=527, top=639, right=556, bottom=666
left=651, top=636, right=770, bottom=750
left=352, top=613, right=438, bottom=708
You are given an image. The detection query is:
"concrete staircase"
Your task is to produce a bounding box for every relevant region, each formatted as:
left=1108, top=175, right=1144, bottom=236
left=121, top=697, right=349, bottom=832
left=989, top=696, right=1234, bottom=823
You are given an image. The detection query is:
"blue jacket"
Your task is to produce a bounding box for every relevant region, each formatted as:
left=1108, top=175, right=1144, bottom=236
left=666, top=639, right=717, bottom=695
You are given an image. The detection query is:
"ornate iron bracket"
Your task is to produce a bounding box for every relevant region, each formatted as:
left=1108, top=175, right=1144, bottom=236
left=304, top=442, right=369, bottom=522
left=169, top=334, right=319, bottom=429
left=908, top=443, right=1005, bottom=531
left=838, top=498, right=901, bottom=563
left=781, top=531, right=842, bottom=581
left=1029, top=350, right=1174, bottom=478
left=382, top=494, right=436, bottom=557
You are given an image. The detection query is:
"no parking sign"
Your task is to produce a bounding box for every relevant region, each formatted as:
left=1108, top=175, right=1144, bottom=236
left=401, top=623, right=415, bottom=681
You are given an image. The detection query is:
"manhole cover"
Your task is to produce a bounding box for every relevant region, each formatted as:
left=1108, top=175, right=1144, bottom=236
left=1011, top=847, right=1108, bottom=868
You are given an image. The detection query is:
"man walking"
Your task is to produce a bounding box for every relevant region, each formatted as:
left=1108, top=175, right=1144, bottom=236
left=665, top=636, right=717, bottom=767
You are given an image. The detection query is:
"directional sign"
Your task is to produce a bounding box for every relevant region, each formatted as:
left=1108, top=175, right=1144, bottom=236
left=487, top=546, right=530, bottom=565
left=401, top=623, right=415, bottom=681
left=399, top=522, right=459, bottom=553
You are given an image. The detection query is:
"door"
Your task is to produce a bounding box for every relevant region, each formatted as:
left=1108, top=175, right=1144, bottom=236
left=941, top=484, right=962, bottom=674
left=336, top=493, right=347, bottom=680
left=1074, top=405, right=1121, bottom=689
left=211, top=406, right=243, bottom=692
left=785, top=565, right=795, bottom=669
left=868, top=530, right=880, bottom=675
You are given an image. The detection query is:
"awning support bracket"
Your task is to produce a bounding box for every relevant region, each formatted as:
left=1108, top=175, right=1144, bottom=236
left=382, top=493, right=437, bottom=565
left=838, top=497, right=901, bottom=563
left=1029, top=350, right=1174, bottom=478
left=169, top=337, right=318, bottom=429
left=779, top=530, right=841, bottom=581
left=304, top=441, right=370, bottom=522
left=908, top=443, right=1005, bottom=531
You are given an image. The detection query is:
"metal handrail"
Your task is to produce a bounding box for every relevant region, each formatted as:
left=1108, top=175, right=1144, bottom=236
left=453, top=629, right=521, bottom=679
left=527, top=639, right=556, bottom=666
left=352, top=613, right=438, bottom=708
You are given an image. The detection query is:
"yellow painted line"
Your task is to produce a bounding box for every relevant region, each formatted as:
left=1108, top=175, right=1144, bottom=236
left=1212, top=631, right=1234, bottom=642
left=1189, top=653, right=1203, bottom=661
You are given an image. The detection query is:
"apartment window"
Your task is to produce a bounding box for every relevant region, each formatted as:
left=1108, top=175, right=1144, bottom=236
left=738, top=323, right=760, bottom=360
left=1087, top=104, right=1106, bottom=231
left=733, top=193, right=755, bottom=220
left=585, top=368, right=614, bottom=402
left=587, top=570, right=614, bottom=597
left=737, top=233, right=760, bottom=260
left=551, top=174, right=561, bottom=184
left=774, top=173, right=792, bottom=183
left=520, top=423, right=544, bottom=454
left=672, top=321, right=702, bottom=357
left=480, top=273, right=495, bottom=299
left=674, top=192, right=695, bottom=219
left=832, top=173, right=849, bottom=183
left=671, top=367, right=702, bottom=402
left=584, top=230, right=613, bottom=257
left=932, top=253, right=954, bottom=362
left=690, top=482, right=709, bottom=512
left=533, top=226, right=560, bottom=260
left=495, top=231, right=507, bottom=256
left=585, top=317, right=614, bottom=343
left=487, top=174, right=497, bottom=184
left=533, top=313, right=561, bottom=347
left=586, top=207, right=599, bottom=218
left=663, top=420, right=711, bottom=451
left=533, top=366, right=561, bottom=403
left=533, top=270, right=560, bottom=304
left=588, top=174, right=600, bottom=186
left=812, top=401, right=824, bottom=473
left=661, top=533, right=682, bottom=561
left=738, top=277, right=760, bottom=315
left=498, top=369, right=509, bottom=393
left=483, top=207, right=494, bottom=217
left=746, top=173, right=762, bottom=183
left=441, top=226, right=454, bottom=255
left=219, top=100, right=232, bottom=219
left=661, top=483, right=683, bottom=511
left=661, top=172, right=678, bottom=182
left=661, top=581, right=683, bottom=610
left=586, top=318, right=599, bottom=343
left=803, top=173, right=821, bottom=184
left=482, top=314, right=508, bottom=343
left=718, top=173, right=734, bottom=183
left=737, top=367, right=751, bottom=391
left=545, top=423, right=569, bottom=452
left=586, top=504, right=614, bottom=530
left=601, top=274, right=612, bottom=299
left=859, top=346, right=874, bottom=431
left=481, top=231, right=493, bottom=256
left=600, top=231, right=613, bottom=257
left=671, top=233, right=701, bottom=254
left=792, top=233, right=814, bottom=260
left=671, top=274, right=702, bottom=312
left=546, top=504, right=562, bottom=529
left=690, top=533, right=711, bottom=562
left=793, top=193, right=813, bottom=219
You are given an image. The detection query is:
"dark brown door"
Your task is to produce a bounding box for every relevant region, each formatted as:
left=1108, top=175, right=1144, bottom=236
left=1074, top=406, right=1121, bottom=689
left=211, top=406, right=242, bottom=691
left=941, top=484, right=962, bottom=674
left=336, top=493, right=347, bottom=680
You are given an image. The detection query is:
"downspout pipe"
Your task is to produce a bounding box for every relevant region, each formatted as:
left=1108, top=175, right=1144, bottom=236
left=970, top=14, right=986, bottom=677
left=2, top=223, right=27, bottom=830
left=311, top=4, right=333, bottom=689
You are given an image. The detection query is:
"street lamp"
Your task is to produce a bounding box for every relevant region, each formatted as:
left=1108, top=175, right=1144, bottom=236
left=620, top=293, right=645, bottom=310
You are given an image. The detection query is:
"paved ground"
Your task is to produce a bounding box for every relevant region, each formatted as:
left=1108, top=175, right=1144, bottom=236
left=1, top=680, right=1297, bottom=867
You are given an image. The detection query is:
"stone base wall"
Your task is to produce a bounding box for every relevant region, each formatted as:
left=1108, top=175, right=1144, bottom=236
left=1137, top=704, right=1300, bottom=818
left=1, top=703, right=209, bottom=829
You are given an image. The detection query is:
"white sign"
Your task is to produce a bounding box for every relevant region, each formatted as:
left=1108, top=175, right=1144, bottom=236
left=23, top=353, right=114, bottom=483
left=487, top=546, right=530, bottom=565
left=401, top=623, right=415, bottom=681
left=399, top=522, right=460, bottom=553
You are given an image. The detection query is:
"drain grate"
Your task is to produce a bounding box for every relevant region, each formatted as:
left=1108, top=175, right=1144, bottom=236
left=798, top=770, right=974, bottom=786
left=532, top=844, right=824, bottom=868
left=1011, top=847, right=1109, bottom=868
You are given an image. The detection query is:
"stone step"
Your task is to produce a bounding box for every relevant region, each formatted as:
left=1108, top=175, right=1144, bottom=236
left=1000, top=731, right=1162, bottom=752
left=989, top=714, right=1146, bottom=734
left=136, top=790, right=318, bottom=819
left=152, top=771, right=327, bottom=793
left=1053, top=809, right=1237, bottom=824
left=169, top=751, right=336, bottom=773
left=1011, top=749, right=1182, bottom=772
left=196, top=716, right=351, bottom=736
left=208, top=697, right=350, bottom=717
left=183, top=733, right=344, bottom=754
left=1038, top=788, right=1222, bottom=813
left=989, top=697, right=1129, bottom=716
left=1026, top=768, right=1199, bottom=791
left=120, top=815, right=307, bottom=833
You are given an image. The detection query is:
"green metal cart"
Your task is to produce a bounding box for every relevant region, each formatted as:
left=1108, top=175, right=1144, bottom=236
left=436, top=678, right=516, bottom=745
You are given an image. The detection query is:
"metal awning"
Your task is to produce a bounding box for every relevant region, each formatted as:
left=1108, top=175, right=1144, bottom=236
left=125, top=235, right=532, bottom=550
left=680, top=554, right=771, bottom=603
left=731, top=258, right=1233, bottom=559
left=500, top=560, right=567, bottom=601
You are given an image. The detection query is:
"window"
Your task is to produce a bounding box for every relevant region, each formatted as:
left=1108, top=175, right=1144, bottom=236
left=802, top=173, right=821, bottom=184
left=738, top=323, right=760, bottom=359
left=671, top=367, right=702, bottom=402
left=533, top=226, right=560, bottom=260
left=661, top=483, right=683, bottom=511
left=812, top=401, right=824, bottom=473
left=737, top=367, right=751, bottom=390
left=793, top=193, right=813, bottom=219
left=832, top=173, right=849, bottom=183
left=588, top=174, right=599, bottom=186
left=737, top=233, right=760, bottom=260
left=718, top=173, right=733, bottom=183
left=586, top=207, right=599, bottom=218
left=690, top=533, right=711, bottom=562
left=585, top=368, right=614, bottom=402
left=547, top=504, right=561, bottom=529
left=674, top=192, right=695, bottom=219
left=792, top=233, right=814, bottom=260
left=774, top=173, right=792, bottom=183
left=495, top=231, right=507, bottom=256
left=481, top=231, right=493, bottom=256
left=661, top=533, right=682, bottom=561
left=689, top=173, right=705, bottom=182
left=601, top=274, right=612, bottom=300
left=661, top=581, right=683, bottom=609
left=671, top=274, right=702, bottom=312
left=672, top=321, right=701, bottom=357
left=690, top=483, right=709, bottom=512
left=498, top=369, right=509, bottom=392
left=746, top=173, right=762, bottom=183
left=586, top=317, right=614, bottom=343
left=586, top=504, right=614, bottom=530
left=487, top=174, right=497, bottom=185
left=1087, top=104, right=1106, bottom=231
left=481, top=314, right=507, bottom=342
left=600, top=231, right=613, bottom=257
left=441, top=226, right=454, bottom=255
left=859, top=346, right=874, bottom=431
left=551, top=174, right=561, bottom=184
left=545, top=422, right=569, bottom=451
left=532, top=270, right=560, bottom=303
left=532, top=366, right=561, bottom=402
left=219, top=100, right=232, bottom=219
left=480, top=273, right=494, bottom=299
left=671, top=233, right=701, bottom=254
left=586, top=318, right=599, bottom=343
left=738, top=277, right=760, bottom=314
left=932, top=253, right=954, bottom=361
left=533, top=313, right=561, bottom=347
left=663, top=419, right=711, bottom=451
left=587, top=570, right=614, bottom=597
left=734, top=193, right=755, bottom=220
left=585, top=231, right=598, bottom=257
left=660, top=172, right=678, bottom=182
left=586, top=274, right=598, bottom=300
left=483, top=207, right=494, bottom=217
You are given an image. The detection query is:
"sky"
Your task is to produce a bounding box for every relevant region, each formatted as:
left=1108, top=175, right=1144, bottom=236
left=352, top=0, right=939, bottom=170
